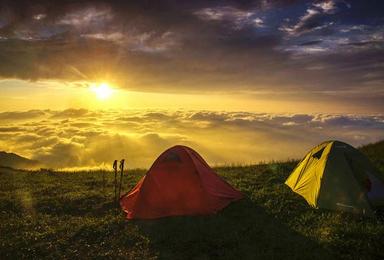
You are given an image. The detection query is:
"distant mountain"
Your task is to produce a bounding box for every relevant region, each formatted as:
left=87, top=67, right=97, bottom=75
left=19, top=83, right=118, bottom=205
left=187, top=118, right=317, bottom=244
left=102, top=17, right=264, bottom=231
left=0, top=151, right=41, bottom=169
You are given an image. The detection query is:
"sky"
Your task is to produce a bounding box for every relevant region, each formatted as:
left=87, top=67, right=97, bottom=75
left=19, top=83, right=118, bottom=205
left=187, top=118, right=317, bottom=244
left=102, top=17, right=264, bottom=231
left=0, top=0, right=383, bottom=168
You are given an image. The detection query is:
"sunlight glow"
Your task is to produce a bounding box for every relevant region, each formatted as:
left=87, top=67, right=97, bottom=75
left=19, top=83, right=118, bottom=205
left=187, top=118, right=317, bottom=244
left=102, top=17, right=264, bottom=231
left=90, top=83, right=113, bottom=100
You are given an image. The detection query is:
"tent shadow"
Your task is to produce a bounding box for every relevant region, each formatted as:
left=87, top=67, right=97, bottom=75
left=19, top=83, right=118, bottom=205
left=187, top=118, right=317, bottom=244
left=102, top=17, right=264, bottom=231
left=134, top=198, right=334, bottom=259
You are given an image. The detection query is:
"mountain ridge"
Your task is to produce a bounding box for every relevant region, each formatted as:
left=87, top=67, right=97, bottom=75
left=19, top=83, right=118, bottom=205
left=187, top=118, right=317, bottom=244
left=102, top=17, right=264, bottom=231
left=0, top=151, right=41, bottom=169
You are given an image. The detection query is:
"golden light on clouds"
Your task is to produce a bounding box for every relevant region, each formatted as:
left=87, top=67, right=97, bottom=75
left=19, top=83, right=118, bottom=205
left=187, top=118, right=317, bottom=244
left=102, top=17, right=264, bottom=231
left=90, top=82, right=114, bottom=100
left=0, top=108, right=382, bottom=169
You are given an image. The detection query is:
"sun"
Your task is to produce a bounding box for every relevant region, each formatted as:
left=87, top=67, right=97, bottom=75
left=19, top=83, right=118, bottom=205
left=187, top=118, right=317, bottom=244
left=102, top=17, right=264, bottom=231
left=90, top=83, right=113, bottom=100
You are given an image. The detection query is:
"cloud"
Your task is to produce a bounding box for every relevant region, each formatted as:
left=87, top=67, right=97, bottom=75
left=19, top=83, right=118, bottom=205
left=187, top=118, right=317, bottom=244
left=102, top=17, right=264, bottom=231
left=312, top=114, right=384, bottom=128
left=0, top=0, right=383, bottom=112
left=253, top=17, right=264, bottom=27
left=36, top=142, right=84, bottom=167
left=280, top=1, right=336, bottom=36
left=50, top=108, right=99, bottom=119
left=15, top=133, right=41, bottom=143
left=0, top=109, right=382, bottom=169
left=0, top=110, right=46, bottom=120
left=313, top=1, right=338, bottom=14
left=57, top=6, right=113, bottom=28
left=0, top=126, right=23, bottom=132
left=194, top=6, right=264, bottom=30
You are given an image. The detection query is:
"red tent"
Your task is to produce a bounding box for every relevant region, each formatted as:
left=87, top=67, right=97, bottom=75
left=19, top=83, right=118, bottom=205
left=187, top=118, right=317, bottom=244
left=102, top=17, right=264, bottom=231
left=120, top=145, right=243, bottom=219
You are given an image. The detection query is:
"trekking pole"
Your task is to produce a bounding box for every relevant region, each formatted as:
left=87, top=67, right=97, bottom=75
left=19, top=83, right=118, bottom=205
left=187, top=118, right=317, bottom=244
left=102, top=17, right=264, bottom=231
left=113, top=160, right=118, bottom=204
left=118, top=159, right=125, bottom=206
left=102, top=167, right=106, bottom=194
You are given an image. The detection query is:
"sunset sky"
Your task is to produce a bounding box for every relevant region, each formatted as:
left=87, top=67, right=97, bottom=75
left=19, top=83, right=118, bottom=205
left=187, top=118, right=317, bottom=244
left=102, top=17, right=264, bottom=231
left=0, top=0, right=383, bottom=168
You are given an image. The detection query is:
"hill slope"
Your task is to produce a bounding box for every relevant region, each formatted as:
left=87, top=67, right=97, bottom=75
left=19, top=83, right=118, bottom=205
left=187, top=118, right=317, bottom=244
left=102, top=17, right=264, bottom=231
left=0, top=151, right=41, bottom=169
left=360, top=140, right=384, bottom=173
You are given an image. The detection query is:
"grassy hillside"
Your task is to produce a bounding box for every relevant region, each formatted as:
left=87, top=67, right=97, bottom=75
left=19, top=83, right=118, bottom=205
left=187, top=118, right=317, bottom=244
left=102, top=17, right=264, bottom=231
left=360, top=140, right=384, bottom=173
left=0, top=142, right=383, bottom=259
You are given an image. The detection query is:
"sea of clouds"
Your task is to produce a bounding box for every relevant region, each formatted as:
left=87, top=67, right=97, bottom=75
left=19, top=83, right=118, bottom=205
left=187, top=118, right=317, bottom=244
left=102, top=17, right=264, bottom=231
left=0, top=109, right=383, bottom=169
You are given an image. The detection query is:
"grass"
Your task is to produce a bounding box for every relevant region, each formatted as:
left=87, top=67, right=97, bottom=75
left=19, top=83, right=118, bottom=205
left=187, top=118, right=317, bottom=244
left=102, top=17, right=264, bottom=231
left=1, top=146, right=384, bottom=259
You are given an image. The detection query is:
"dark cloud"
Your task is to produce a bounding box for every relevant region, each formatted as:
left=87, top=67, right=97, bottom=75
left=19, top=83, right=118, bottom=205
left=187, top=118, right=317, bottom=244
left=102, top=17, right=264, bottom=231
left=0, top=110, right=46, bottom=120
left=299, top=40, right=323, bottom=46
left=313, top=115, right=384, bottom=129
left=0, top=126, right=23, bottom=132
left=343, top=40, right=384, bottom=47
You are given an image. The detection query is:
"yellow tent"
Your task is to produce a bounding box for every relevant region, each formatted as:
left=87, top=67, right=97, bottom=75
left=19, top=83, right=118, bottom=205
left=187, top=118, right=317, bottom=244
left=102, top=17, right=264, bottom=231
left=286, top=141, right=384, bottom=215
